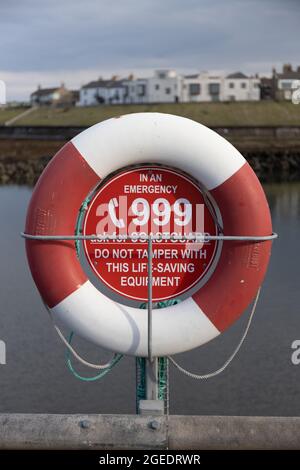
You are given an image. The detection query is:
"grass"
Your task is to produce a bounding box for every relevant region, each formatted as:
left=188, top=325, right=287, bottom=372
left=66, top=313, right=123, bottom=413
left=0, top=107, right=30, bottom=124
left=9, top=101, right=300, bottom=127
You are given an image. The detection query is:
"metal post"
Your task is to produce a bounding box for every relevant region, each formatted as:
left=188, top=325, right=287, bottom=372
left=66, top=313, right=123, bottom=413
left=138, top=235, right=163, bottom=415
left=147, top=235, right=153, bottom=363
left=146, top=235, right=158, bottom=401
left=146, top=358, right=158, bottom=400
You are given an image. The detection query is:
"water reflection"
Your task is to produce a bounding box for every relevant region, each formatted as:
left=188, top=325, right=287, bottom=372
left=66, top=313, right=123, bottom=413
left=266, top=182, right=300, bottom=220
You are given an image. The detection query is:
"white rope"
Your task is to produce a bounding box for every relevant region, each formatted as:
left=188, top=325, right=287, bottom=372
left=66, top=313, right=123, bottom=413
left=47, top=287, right=260, bottom=374
left=167, top=288, right=261, bottom=379
left=47, top=309, right=119, bottom=369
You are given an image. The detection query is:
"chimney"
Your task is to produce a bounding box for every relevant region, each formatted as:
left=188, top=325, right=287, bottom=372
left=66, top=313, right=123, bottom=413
left=283, top=64, right=292, bottom=73
left=111, top=75, right=118, bottom=81
left=128, top=73, right=134, bottom=81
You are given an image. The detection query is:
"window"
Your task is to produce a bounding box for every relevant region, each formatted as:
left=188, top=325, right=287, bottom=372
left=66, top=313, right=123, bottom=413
left=241, top=82, right=247, bottom=89
left=165, top=87, right=171, bottom=94
left=254, top=83, right=259, bottom=88
left=209, top=83, right=220, bottom=95
left=137, top=84, right=146, bottom=97
left=189, top=83, right=201, bottom=96
left=155, top=84, right=160, bottom=90
left=229, top=95, right=236, bottom=101
left=281, top=81, right=292, bottom=90
left=229, top=82, right=234, bottom=89
left=158, top=72, right=166, bottom=79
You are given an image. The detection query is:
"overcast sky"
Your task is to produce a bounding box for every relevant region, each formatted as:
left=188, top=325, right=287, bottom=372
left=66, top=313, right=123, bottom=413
left=0, top=0, right=299, bottom=100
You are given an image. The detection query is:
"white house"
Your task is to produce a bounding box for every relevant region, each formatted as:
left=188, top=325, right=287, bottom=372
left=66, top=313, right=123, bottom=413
left=30, top=85, right=69, bottom=106
left=123, top=70, right=182, bottom=103
left=30, top=84, right=78, bottom=106
left=79, top=78, right=127, bottom=106
left=146, top=70, right=181, bottom=103
left=182, top=72, right=223, bottom=102
left=275, top=64, right=300, bottom=100
left=223, top=72, right=260, bottom=101
left=123, top=78, right=148, bottom=104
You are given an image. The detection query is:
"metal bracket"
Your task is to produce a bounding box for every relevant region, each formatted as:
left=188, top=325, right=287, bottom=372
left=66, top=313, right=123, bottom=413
left=21, top=231, right=278, bottom=365
left=21, top=230, right=277, bottom=408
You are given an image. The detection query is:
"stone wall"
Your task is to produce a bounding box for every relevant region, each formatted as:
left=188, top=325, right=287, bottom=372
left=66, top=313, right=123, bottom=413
left=0, top=150, right=299, bottom=185
left=0, top=125, right=300, bottom=185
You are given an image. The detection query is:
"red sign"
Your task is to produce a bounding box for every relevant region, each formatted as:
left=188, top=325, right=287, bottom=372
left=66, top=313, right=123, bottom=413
left=83, top=166, right=218, bottom=302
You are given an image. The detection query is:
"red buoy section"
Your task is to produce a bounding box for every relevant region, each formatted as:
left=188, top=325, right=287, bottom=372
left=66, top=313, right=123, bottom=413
left=192, top=163, right=272, bottom=332
left=25, top=142, right=99, bottom=307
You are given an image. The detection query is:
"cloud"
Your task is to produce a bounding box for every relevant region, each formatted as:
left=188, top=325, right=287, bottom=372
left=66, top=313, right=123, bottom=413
left=0, top=0, right=299, bottom=99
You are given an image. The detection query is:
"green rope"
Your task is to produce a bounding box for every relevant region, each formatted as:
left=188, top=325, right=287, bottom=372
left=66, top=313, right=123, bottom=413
left=158, top=357, right=168, bottom=401
left=75, top=197, right=91, bottom=258
left=66, top=332, right=123, bottom=382
left=139, top=298, right=181, bottom=310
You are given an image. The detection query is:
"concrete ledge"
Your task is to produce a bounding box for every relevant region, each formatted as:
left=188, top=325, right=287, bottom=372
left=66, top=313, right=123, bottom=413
left=0, top=414, right=167, bottom=450
left=169, top=415, right=300, bottom=450
left=0, top=414, right=300, bottom=450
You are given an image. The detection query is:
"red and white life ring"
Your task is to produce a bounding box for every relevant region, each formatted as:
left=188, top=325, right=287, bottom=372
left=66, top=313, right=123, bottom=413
left=25, top=113, right=272, bottom=357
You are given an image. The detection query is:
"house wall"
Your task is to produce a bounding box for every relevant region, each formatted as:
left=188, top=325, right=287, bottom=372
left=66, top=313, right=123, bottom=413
left=182, top=74, right=224, bottom=102
left=277, top=79, right=300, bottom=100
left=79, top=86, right=126, bottom=106
left=30, top=87, right=71, bottom=106
left=31, top=92, right=56, bottom=105
left=123, top=79, right=148, bottom=104
left=223, top=78, right=260, bottom=101
left=146, top=71, right=181, bottom=103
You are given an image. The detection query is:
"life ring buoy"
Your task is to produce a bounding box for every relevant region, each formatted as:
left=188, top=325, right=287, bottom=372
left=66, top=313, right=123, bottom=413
left=25, top=113, right=272, bottom=357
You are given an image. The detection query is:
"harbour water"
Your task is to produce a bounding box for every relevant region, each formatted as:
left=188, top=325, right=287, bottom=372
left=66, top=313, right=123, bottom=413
left=0, top=183, right=299, bottom=416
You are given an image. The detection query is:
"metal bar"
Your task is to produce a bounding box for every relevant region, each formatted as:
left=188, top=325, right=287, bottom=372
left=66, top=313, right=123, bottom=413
left=145, top=236, right=160, bottom=404
left=21, top=232, right=278, bottom=241
left=1, top=414, right=300, bottom=450
left=148, top=235, right=153, bottom=362
left=146, top=360, right=158, bottom=401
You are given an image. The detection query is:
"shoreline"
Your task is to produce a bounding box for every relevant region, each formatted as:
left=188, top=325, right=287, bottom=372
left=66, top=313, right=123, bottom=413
left=1, top=150, right=299, bottom=185
left=0, top=125, right=299, bottom=184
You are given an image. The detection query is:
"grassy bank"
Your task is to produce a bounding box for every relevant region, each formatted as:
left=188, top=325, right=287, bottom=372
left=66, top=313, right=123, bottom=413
left=2, top=101, right=300, bottom=127
left=0, top=107, right=30, bottom=124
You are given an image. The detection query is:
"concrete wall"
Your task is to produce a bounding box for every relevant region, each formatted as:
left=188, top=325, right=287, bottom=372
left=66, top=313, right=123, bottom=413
left=1, top=414, right=300, bottom=450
